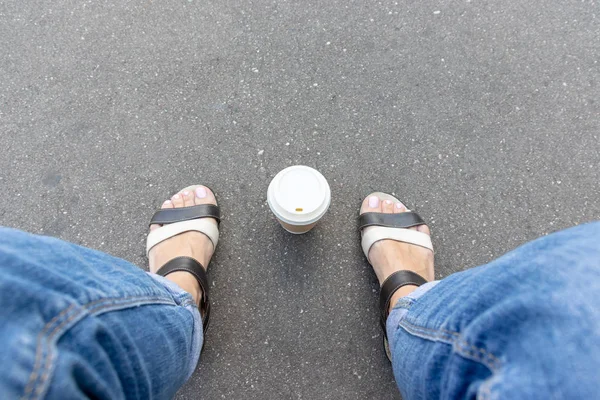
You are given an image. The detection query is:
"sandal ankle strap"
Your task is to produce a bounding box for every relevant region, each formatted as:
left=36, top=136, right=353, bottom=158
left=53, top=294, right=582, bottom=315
left=156, top=256, right=211, bottom=335
left=379, top=270, right=427, bottom=334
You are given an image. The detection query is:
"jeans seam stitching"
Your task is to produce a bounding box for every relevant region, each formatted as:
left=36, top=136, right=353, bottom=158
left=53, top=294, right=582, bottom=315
left=398, top=320, right=501, bottom=371
left=478, top=380, right=492, bottom=400
left=35, top=298, right=176, bottom=399
left=394, top=298, right=416, bottom=310
left=22, top=295, right=176, bottom=400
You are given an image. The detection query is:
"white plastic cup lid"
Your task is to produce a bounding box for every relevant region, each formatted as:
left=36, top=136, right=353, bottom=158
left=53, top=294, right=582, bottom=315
left=267, top=165, right=331, bottom=225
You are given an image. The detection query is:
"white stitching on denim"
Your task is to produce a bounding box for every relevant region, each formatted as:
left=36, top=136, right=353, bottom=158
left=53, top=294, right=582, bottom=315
left=477, top=378, right=493, bottom=400
left=22, top=303, right=83, bottom=399
left=406, top=322, right=500, bottom=364
left=398, top=320, right=501, bottom=371
left=22, top=295, right=177, bottom=400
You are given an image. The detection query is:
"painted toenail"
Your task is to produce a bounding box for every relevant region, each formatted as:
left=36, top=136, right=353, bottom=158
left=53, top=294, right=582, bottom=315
left=173, top=194, right=180, bottom=199
left=164, top=200, right=171, bottom=204
left=196, top=187, right=207, bottom=198
left=396, top=202, right=404, bottom=209
left=385, top=200, right=392, bottom=205
left=369, top=196, right=380, bottom=208
left=183, top=191, right=190, bottom=196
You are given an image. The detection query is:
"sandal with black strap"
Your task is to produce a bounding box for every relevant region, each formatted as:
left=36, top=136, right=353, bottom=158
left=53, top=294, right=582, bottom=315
left=359, top=192, right=434, bottom=360
left=146, top=185, right=221, bottom=339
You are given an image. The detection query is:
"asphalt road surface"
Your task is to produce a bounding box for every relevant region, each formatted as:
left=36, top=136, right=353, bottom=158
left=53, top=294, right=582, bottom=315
left=1, top=0, right=598, bottom=399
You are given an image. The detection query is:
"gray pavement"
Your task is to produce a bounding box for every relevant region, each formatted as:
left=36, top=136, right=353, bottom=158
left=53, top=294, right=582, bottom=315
left=1, top=0, right=599, bottom=398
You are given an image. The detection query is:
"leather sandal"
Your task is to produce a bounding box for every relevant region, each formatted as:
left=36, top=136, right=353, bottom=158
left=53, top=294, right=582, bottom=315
left=359, top=192, right=433, bottom=360
left=146, top=185, right=221, bottom=337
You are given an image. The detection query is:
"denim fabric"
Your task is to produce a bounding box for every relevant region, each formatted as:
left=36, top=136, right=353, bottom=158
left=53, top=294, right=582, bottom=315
left=0, top=227, right=202, bottom=400
left=2, top=223, right=599, bottom=400
left=387, top=222, right=600, bottom=400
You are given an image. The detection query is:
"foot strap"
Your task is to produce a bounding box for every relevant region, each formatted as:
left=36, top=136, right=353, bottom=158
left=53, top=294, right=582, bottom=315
left=379, top=270, right=427, bottom=335
left=156, top=256, right=211, bottom=334
left=146, top=202, right=221, bottom=257
left=360, top=211, right=434, bottom=261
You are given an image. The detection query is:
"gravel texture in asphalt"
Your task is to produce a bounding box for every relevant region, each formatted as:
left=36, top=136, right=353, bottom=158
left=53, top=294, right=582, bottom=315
left=1, top=0, right=598, bottom=399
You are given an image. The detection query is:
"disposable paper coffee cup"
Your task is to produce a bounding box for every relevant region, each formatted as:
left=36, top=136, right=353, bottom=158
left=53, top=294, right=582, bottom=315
left=267, top=165, right=331, bottom=234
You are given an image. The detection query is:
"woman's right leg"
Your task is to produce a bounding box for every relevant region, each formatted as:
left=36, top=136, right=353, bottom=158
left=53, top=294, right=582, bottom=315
left=386, top=222, right=600, bottom=399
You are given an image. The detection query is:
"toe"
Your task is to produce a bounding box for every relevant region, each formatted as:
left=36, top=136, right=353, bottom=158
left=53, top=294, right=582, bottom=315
left=193, top=185, right=217, bottom=206
left=360, top=194, right=381, bottom=214
left=417, top=222, right=431, bottom=235
left=393, top=201, right=406, bottom=213
left=393, top=200, right=431, bottom=236
left=182, top=190, right=195, bottom=207
left=382, top=199, right=394, bottom=214
left=150, top=200, right=173, bottom=231
left=171, top=193, right=184, bottom=208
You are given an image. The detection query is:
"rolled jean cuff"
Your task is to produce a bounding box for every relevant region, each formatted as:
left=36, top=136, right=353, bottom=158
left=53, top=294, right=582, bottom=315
left=386, top=280, right=439, bottom=352
left=146, top=272, right=204, bottom=380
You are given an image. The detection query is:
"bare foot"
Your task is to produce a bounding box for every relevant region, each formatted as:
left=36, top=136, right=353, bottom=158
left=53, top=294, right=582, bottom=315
left=149, top=186, right=218, bottom=306
left=361, top=194, right=435, bottom=313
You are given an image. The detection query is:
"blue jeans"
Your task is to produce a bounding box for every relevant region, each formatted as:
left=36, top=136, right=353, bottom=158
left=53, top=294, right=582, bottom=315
left=1, top=223, right=599, bottom=399
left=0, top=228, right=203, bottom=399
left=387, top=221, right=600, bottom=399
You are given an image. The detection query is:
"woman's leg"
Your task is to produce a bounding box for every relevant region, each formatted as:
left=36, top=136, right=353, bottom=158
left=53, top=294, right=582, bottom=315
left=387, top=222, right=600, bottom=399
left=0, top=186, right=218, bottom=399
left=0, top=227, right=199, bottom=399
